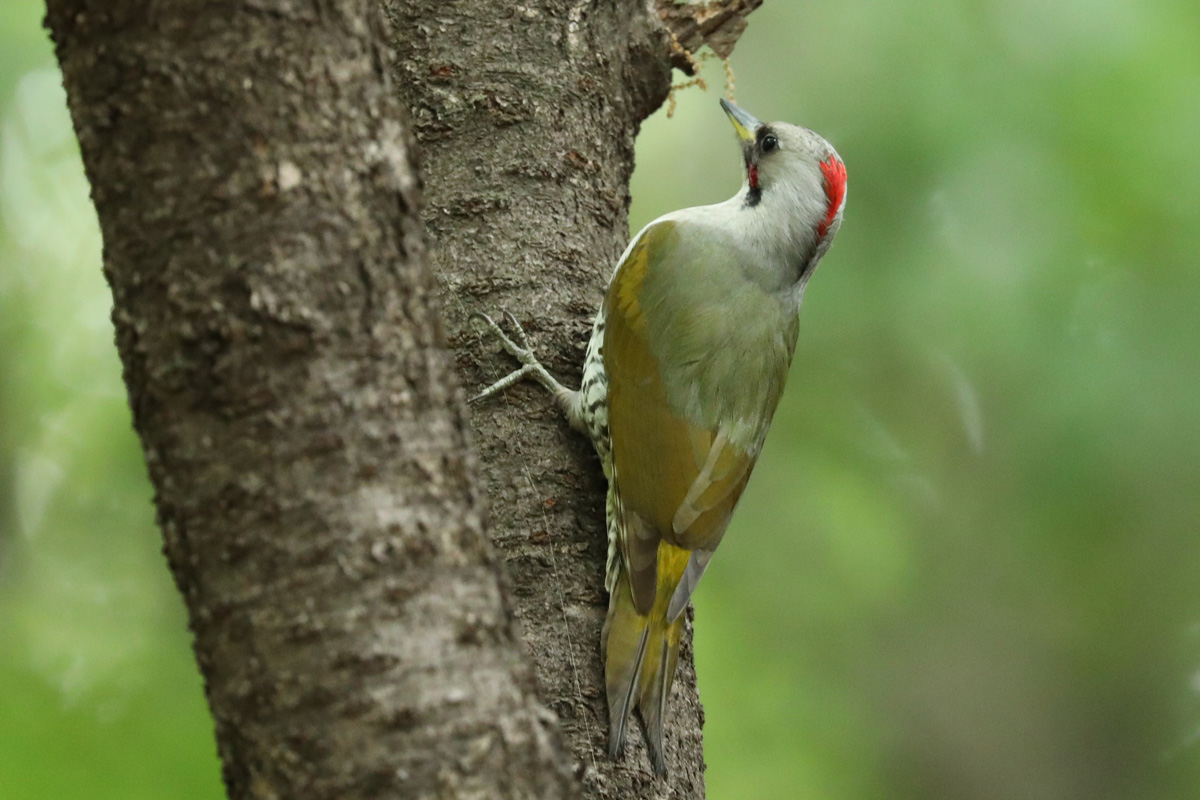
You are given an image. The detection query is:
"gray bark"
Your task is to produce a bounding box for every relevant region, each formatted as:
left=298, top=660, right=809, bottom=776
left=387, top=0, right=758, bottom=795
left=45, top=1, right=572, bottom=797
left=44, top=0, right=759, bottom=797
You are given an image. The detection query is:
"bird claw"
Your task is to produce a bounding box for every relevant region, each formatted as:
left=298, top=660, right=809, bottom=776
left=469, top=310, right=569, bottom=404
left=502, top=310, right=531, bottom=350
left=469, top=311, right=536, bottom=365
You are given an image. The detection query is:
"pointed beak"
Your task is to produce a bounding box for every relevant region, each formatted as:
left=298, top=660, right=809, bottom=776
left=720, top=98, right=762, bottom=144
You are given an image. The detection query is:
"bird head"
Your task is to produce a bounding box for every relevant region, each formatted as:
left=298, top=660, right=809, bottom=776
left=720, top=99, right=847, bottom=262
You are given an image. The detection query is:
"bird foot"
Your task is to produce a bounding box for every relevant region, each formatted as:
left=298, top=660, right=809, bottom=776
left=469, top=311, right=570, bottom=403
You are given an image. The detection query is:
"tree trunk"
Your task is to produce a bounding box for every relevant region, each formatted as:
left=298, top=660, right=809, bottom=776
left=387, top=2, right=758, bottom=794
left=44, top=0, right=759, bottom=797
left=44, top=1, right=573, bottom=797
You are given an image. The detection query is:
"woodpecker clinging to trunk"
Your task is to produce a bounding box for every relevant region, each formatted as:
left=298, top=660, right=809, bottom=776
left=471, top=99, right=847, bottom=776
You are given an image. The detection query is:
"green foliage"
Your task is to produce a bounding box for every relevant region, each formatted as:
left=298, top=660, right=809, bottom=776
left=2, top=1, right=1197, bottom=797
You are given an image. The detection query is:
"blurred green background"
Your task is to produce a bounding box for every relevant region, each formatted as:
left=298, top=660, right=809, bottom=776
left=2, top=1, right=1199, bottom=798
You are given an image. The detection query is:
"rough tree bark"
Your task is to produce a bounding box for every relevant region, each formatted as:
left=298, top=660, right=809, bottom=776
left=387, top=1, right=758, bottom=795
left=44, top=1, right=574, bottom=797
left=45, top=0, right=759, bottom=797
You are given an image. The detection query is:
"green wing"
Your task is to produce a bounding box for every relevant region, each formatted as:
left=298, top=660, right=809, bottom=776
left=603, top=220, right=765, bottom=615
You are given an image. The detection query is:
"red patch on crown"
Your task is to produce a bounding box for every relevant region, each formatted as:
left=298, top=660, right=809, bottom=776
left=817, top=155, right=847, bottom=238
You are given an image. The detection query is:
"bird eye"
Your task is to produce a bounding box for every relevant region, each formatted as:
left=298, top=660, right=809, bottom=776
left=761, top=134, right=779, bottom=154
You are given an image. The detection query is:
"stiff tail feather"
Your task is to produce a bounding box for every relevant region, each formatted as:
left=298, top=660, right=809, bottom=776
left=602, top=547, right=687, bottom=777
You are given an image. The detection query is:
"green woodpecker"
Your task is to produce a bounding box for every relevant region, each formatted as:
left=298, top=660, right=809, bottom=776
left=472, top=99, right=847, bottom=775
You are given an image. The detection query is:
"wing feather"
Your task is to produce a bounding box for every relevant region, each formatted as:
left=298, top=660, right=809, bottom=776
left=604, top=221, right=760, bottom=614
